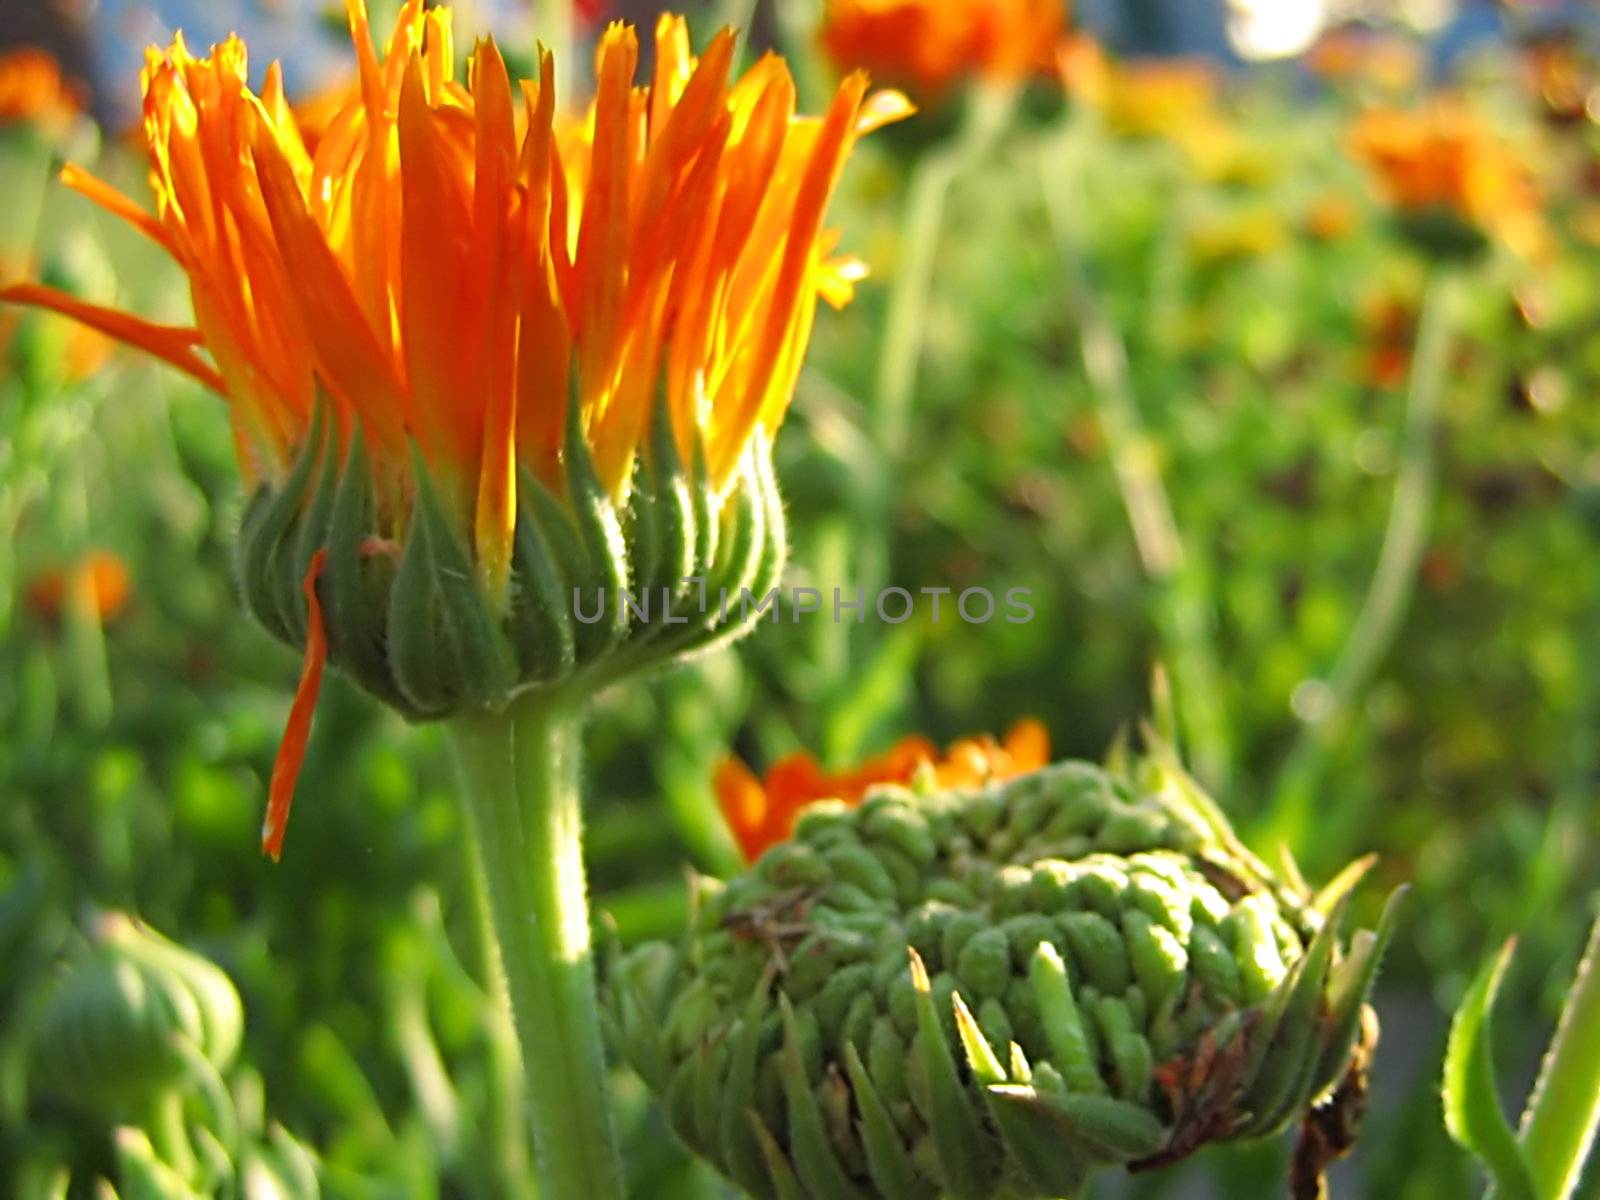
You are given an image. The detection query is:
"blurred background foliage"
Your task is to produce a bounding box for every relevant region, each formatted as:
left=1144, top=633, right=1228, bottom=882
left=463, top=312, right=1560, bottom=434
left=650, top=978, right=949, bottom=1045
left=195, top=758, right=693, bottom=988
left=1, top=0, right=1599, bottom=1197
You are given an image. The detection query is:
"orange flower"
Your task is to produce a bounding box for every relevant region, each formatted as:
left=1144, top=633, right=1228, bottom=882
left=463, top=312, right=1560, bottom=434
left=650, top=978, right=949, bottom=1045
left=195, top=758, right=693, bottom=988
left=1348, top=100, right=1547, bottom=260
left=1, top=1, right=908, bottom=859
left=820, top=0, right=1064, bottom=101
left=26, top=551, right=132, bottom=625
left=5, top=0, right=907, bottom=528
left=0, top=47, right=84, bottom=130
left=1306, top=28, right=1421, bottom=97
left=1305, top=192, right=1360, bottom=242
left=716, top=718, right=1050, bottom=860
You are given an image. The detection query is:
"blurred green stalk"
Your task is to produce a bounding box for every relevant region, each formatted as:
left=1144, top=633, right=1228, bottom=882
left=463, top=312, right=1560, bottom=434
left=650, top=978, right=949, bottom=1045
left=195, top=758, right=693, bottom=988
left=450, top=697, right=623, bottom=1200
left=861, top=85, right=1016, bottom=604
left=1039, top=118, right=1232, bottom=789
left=1267, top=271, right=1461, bottom=853
left=1517, top=915, right=1600, bottom=1200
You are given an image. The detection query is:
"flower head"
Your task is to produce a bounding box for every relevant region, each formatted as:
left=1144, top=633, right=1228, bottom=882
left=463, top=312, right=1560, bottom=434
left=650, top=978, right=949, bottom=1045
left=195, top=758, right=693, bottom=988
left=3, top=1, right=906, bottom=857
left=717, top=718, right=1049, bottom=860
left=820, top=0, right=1064, bottom=101
left=1348, top=100, right=1547, bottom=261
left=0, top=47, right=84, bottom=131
left=611, top=747, right=1403, bottom=1199
left=25, top=550, right=132, bottom=626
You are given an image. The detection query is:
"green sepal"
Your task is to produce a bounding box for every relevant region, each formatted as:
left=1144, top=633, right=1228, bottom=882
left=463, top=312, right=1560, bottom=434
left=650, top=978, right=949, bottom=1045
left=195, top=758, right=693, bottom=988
left=1239, top=895, right=1345, bottom=1134
left=561, top=379, right=629, bottom=660
left=721, top=985, right=778, bottom=1199
left=779, top=994, right=867, bottom=1200
left=322, top=429, right=410, bottom=715
left=508, top=464, right=578, bottom=686
left=842, top=1042, right=919, bottom=1200
left=908, top=949, right=991, bottom=1200
left=1309, top=885, right=1406, bottom=1097
left=386, top=454, right=516, bottom=715
left=1029, top=943, right=1106, bottom=1096
left=989, top=1087, right=1167, bottom=1163
left=237, top=401, right=328, bottom=646
left=113, top=1128, right=206, bottom=1200
left=749, top=1110, right=808, bottom=1200
left=952, top=990, right=1007, bottom=1086
left=983, top=1086, right=1093, bottom=1196
left=645, top=386, right=697, bottom=599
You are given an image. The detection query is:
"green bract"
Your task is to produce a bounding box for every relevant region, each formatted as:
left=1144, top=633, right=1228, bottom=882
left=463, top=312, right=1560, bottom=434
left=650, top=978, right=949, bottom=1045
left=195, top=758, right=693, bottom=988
left=236, top=389, right=785, bottom=721
left=606, top=751, right=1403, bottom=1199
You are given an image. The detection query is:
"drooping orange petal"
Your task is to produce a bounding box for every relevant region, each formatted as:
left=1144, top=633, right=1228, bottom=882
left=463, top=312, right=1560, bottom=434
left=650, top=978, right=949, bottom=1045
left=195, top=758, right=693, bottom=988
left=262, top=548, right=328, bottom=862
left=0, top=282, right=225, bottom=393
left=59, top=164, right=179, bottom=257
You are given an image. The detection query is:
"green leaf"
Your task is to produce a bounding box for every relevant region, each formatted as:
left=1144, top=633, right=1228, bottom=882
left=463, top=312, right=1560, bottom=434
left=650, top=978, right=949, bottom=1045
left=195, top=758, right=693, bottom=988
left=1442, top=939, right=1538, bottom=1200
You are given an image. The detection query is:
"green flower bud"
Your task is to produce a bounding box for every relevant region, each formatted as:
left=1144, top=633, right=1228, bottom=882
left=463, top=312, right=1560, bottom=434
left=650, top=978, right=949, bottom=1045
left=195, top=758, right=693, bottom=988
left=605, top=753, right=1404, bottom=1198
left=31, top=913, right=243, bottom=1116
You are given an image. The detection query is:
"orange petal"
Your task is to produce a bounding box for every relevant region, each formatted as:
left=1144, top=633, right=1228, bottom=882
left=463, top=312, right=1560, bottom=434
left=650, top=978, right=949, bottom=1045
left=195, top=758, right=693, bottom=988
left=0, top=282, right=225, bottom=393
left=262, top=548, right=329, bottom=861
left=59, top=163, right=179, bottom=258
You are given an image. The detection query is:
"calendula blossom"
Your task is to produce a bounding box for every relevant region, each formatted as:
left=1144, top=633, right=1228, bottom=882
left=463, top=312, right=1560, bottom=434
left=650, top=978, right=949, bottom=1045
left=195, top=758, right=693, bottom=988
left=0, top=47, right=84, bottom=130
left=819, top=0, right=1064, bottom=101
left=716, top=718, right=1049, bottom=860
left=2, top=0, right=909, bottom=858
left=1349, top=99, right=1547, bottom=261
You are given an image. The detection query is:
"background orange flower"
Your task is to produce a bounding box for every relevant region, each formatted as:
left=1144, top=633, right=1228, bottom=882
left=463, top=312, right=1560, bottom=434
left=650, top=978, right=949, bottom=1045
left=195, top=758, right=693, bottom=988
left=716, top=718, right=1049, bottom=860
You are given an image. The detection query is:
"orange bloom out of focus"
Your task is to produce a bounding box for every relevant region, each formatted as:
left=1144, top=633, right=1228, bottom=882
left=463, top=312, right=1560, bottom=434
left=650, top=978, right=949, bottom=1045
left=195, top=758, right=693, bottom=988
left=1305, top=193, right=1360, bottom=242
left=716, top=718, right=1050, bottom=861
left=0, top=0, right=909, bottom=859
left=26, top=550, right=132, bottom=625
left=1305, top=28, right=1422, bottom=97
left=819, top=0, right=1063, bottom=101
left=1348, top=100, right=1547, bottom=260
left=0, top=47, right=85, bottom=130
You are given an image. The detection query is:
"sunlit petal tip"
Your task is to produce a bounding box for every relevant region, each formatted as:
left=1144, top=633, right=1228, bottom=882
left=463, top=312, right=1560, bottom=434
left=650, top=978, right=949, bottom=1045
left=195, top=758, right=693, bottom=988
left=856, top=87, right=916, bottom=133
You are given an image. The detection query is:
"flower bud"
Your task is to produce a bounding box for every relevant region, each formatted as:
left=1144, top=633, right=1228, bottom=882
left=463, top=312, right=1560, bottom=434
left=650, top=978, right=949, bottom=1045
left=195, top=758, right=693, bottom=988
left=606, top=754, right=1403, bottom=1198
left=237, top=390, right=786, bottom=724
left=31, top=912, right=243, bottom=1115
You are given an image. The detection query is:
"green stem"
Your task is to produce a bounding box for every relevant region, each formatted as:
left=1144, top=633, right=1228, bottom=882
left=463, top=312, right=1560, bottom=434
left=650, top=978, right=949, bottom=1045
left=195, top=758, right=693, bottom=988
left=1519, top=915, right=1600, bottom=1200
left=1039, top=119, right=1231, bottom=788
left=450, top=697, right=623, bottom=1200
left=464, top=841, right=537, bottom=1199
left=1267, top=270, right=1460, bottom=851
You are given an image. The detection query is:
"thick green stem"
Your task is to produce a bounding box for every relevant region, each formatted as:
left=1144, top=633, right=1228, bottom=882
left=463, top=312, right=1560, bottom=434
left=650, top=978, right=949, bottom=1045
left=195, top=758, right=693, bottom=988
left=1039, top=120, right=1231, bottom=788
left=1518, top=915, right=1600, bottom=1200
left=450, top=697, right=623, bottom=1200
left=1267, top=271, right=1460, bottom=851
left=463, top=841, right=537, bottom=1199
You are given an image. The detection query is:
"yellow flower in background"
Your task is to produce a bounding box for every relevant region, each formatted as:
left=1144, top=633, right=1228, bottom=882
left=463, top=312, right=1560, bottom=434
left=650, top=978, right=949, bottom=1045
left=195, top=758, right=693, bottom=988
left=1349, top=100, right=1548, bottom=261
left=1075, top=56, right=1220, bottom=139
left=819, top=0, right=1064, bottom=101
left=2, top=0, right=907, bottom=857
left=0, top=47, right=85, bottom=131
left=715, top=718, right=1049, bottom=860
left=1186, top=205, right=1287, bottom=266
